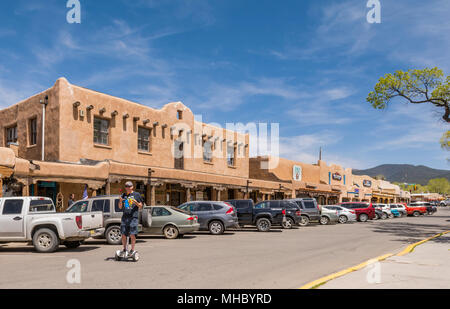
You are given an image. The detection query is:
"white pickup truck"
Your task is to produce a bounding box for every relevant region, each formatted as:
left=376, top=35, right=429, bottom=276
left=0, top=196, right=104, bottom=253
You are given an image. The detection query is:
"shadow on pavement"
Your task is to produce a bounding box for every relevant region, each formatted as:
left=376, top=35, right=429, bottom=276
left=232, top=228, right=283, bottom=233
left=371, top=221, right=450, bottom=244
left=137, top=235, right=197, bottom=240
left=0, top=245, right=100, bottom=253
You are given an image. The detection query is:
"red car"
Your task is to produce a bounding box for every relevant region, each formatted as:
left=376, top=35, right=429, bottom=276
left=404, top=203, right=427, bottom=217
left=339, top=202, right=376, bottom=222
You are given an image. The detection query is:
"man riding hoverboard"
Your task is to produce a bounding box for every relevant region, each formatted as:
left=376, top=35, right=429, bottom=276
left=115, top=181, right=143, bottom=261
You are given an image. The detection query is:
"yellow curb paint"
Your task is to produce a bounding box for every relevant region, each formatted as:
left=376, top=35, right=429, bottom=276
left=299, top=253, right=393, bottom=289
left=299, top=230, right=450, bottom=289
left=396, top=230, right=450, bottom=256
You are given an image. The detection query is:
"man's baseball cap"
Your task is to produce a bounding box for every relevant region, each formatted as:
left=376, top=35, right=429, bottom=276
left=125, top=181, right=133, bottom=187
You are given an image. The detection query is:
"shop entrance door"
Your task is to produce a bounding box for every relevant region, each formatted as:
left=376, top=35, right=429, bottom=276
left=37, top=181, right=58, bottom=204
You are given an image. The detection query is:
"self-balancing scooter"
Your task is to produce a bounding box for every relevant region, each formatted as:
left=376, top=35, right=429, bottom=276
left=114, top=236, right=140, bottom=262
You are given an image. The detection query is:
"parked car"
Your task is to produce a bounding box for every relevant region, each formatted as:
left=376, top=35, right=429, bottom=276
left=177, top=201, right=239, bottom=235
left=339, top=202, right=376, bottom=222
left=373, top=208, right=387, bottom=220
left=319, top=207, right=339, bottom=225
left=322, top=205, right=357, bottom=224
left=0, top=197, right=103, bottom=253
left=405, top=203, right=428, bottom=217
left=439, top=199, right=450, bottom=207
left=225, top=199, right=287, bottom=232
left=276, top=200, right=302, bottom=229
left=410, top=201, right=437, bottom=215
left=144, top=206, right=200, bottom=239
left=285, top=198, right=321, bottom=226
left=66, top=195, right=150, bottom=245
left=389, top=204, right=407, bottom=217
left=373, top=204, right=394, bottom=219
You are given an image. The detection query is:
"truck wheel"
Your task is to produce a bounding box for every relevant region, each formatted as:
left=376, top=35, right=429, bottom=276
left=319, top=216, right=330, bottom=225
left=388, top=213, right=394, bottom=219
left=33, top=228, right=60, bottom=253
left=64, top=241, right=82, bottom=249
left=163, top=225, right=179, bottom=239
left=413, top=211, right=420, bottom=217
left=282, top=217, right=294, bottom=229
left=256, top=218, right=271, bottom=232
left=338, top=215, right=348, bottom=224
left=209, top=221, right=224, bottom=235
left=105, top=225, right=122, bottom=245
left=381, top=212, right=388, bottom=220
left=358, top=213, right=369, bottom=222
left=298, top=215, right=310, bottom=227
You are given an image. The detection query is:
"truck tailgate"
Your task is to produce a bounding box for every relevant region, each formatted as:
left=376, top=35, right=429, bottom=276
left=81, top=212, right=103, bottom=230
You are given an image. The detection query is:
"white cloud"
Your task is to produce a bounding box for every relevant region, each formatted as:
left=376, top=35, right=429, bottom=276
left=194, top=78, right=310, bottom=112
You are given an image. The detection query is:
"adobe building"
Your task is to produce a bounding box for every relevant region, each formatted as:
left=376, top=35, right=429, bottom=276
left=0, top=77, right=407, bottom=207
left=0, top=78, right=252, bottom=209
left=250, top=156, right=345, bottom=204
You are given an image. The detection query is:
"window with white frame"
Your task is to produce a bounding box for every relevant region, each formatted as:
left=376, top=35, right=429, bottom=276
left=93, top=117, right=110, bottom=145
left=29, top=118, right=37, bottom=146
left=227, top=144, right=236, bottom=166
left=203, top=138, right=213, bottom=163
left=6, top=125, right=17, bottom=145
left=138, top=127, right=151, bottom=152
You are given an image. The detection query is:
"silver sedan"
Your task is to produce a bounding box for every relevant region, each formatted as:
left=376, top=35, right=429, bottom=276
left=323, top=205, right=357, bottom=224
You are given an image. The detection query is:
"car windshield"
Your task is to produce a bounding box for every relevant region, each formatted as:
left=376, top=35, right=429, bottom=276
left=29, top=200, right=55, bottom=212
left=66, top=201, right=89, bottom=213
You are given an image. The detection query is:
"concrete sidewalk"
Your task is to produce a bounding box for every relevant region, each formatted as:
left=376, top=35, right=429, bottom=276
left=320, top=233, right=450, bottom=289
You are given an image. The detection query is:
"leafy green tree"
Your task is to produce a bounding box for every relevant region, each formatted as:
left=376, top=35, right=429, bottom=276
left=367, top=67, right=450, bottom=122
left=440, top=130, right=450, bottom=150
left=427, top=178, right=450, bottom=194
left=374, top=174, right=386, bottom=180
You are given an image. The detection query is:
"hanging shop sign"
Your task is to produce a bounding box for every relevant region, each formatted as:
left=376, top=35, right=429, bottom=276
left=363, top=180, right=372, bottom=187
left=332, top=173, right=342, bottom=181
left=293, top=165, right=302, bottom=181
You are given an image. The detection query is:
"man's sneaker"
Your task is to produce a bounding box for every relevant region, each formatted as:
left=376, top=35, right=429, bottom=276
left=120, top=249, right=128, bottom=257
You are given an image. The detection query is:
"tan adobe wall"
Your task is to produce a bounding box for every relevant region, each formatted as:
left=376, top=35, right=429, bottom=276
left=56, top=78, right=249, bottom=179
left=0, top=82, right=60, bottom=161
left=249, top=156, right=320, bottom=183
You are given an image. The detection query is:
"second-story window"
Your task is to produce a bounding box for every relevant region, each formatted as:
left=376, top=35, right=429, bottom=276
left=6, top=125, right=17, bottom=145
left=138, top=127, right=150, bottom=152
left=29, top=118, right=37, bottom=146
left=203, top=139, right=213, bottom=163
left=227, top=144, right=236, bottom=167
left=93, top=117, right=110, bottom=145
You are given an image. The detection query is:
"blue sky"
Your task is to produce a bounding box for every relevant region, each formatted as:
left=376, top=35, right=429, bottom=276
left=0, top=0, right=449, bottom=170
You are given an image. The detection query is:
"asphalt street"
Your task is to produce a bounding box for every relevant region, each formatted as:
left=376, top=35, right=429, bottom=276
left=1, top=208, right=449, bottom=289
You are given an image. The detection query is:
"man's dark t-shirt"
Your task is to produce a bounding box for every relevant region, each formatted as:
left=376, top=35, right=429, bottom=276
left=121, top=192, right=143, bottom=219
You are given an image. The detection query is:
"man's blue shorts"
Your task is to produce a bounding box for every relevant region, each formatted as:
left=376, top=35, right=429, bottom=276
left=121, top=217, right=139, bottom=236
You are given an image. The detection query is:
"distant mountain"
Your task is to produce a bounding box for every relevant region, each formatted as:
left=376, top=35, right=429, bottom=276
left=353, top=164, right=450, bottom=185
